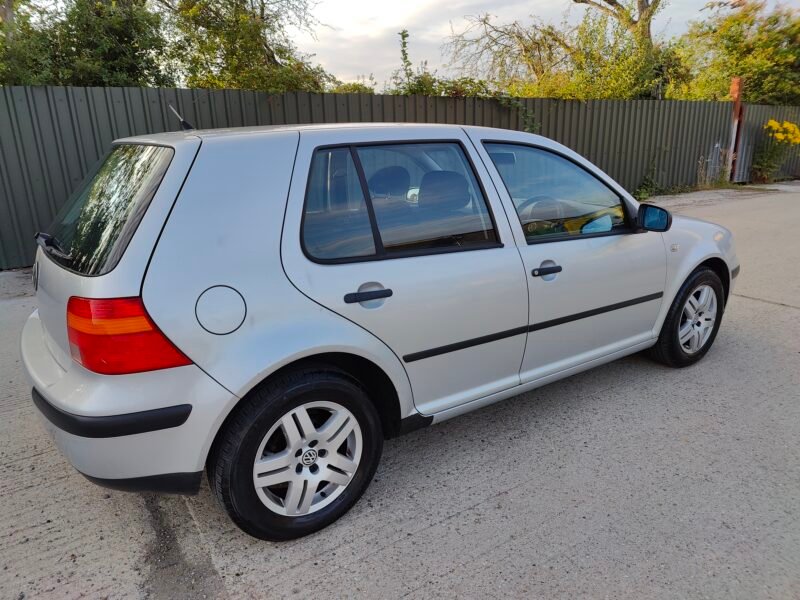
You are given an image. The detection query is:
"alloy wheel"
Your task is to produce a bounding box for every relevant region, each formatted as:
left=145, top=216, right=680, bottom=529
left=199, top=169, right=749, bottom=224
left=252, top=400, right=362, bottom=516
left=678, top=284, right=718, bottom=355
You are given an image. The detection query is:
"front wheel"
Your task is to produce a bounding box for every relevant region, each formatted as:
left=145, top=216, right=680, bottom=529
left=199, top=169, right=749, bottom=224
left=648, top=267, right=725, bottom=368
left=208, top=367, right=383, bottom=540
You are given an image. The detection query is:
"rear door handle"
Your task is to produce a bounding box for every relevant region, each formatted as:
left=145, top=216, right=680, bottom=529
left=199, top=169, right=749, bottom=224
left=344, top=289, right=393, bottom=304
left=532, top=265, right=562, bottom=277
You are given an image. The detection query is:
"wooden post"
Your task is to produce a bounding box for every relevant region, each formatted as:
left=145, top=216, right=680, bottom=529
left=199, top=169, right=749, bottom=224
left=729, top=77, right=744, bottom=181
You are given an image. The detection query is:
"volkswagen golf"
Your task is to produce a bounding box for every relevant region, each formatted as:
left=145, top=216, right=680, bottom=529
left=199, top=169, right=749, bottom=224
left=21, top=123, right=739, bottom=540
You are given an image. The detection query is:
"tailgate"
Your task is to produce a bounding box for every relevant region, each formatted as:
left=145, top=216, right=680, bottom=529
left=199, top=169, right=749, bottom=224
left=33, top=138, right=200, bottom=369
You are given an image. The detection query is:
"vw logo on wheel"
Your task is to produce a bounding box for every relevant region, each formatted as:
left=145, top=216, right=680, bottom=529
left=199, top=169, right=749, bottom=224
left=300, top=449, right=318, bottom=466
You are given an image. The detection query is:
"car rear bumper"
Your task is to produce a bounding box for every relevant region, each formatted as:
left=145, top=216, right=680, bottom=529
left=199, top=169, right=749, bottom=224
left=21, top=309, right=235, bottom=492
left=31, top=387, right=192, bottom=437
left=31, top=392, right=204, bottom=493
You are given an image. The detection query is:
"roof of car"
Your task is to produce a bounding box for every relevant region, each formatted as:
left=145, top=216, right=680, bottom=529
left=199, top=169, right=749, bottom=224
left=115, top=122, right=503, bottom=145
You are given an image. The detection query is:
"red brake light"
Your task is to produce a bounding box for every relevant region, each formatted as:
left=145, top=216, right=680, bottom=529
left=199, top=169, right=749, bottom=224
left=67, top=297, right=191, bottom=375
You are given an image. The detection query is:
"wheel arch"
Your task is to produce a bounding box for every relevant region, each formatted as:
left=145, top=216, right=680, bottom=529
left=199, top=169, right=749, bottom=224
left=204, top=351, right=410, bottom=471
left=278, top=352, right=404, bottom=439
left=697, top=256, right=730, bottom=305
left=655, top=251, right=731, bottom=337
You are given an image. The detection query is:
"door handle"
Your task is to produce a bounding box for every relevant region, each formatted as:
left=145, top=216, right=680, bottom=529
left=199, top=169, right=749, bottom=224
left=532, top=265, right=562, bottom=277
left=344, top=288, right=393, bottom=304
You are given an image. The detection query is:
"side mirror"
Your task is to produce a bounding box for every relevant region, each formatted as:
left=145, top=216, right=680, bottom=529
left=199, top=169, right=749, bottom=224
left=636, top=204, right=672, bottom=232
left=580, top=214, right=613, bottom=235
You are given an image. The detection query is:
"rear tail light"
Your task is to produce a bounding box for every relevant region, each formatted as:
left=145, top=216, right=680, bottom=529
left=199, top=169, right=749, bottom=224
left=67, top=297, right=191, bottom=375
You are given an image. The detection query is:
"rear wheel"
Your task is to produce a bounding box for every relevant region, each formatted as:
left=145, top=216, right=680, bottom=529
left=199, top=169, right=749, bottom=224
left=648, top=267, right=725, bottom=368
left=208, top=367, right=382, bottom=540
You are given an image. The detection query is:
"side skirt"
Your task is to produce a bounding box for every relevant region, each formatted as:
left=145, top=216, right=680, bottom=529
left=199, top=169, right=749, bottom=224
left=429, top=338, right=656, bottom=424
left=396, top=412, right=433, bottom=437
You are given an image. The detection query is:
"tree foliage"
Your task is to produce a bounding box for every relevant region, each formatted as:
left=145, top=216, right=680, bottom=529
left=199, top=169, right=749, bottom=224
left=330, top=75, right=376, bottom=94
left=387, top=29, right=491, bottom=97
left=447, top=5, right=668, bottom=100
left=1, top=0, right=173, bottom=86
left=446, top=0, right=671, bottom=100
left=1, top=0, right=16, bottom=30
left=446, top=0, right=799, bottom=104
left=572, top=0, right=662, bottom=47
left=666, top=1, right=800, bottom=105
left=1, top=0, right=333, bottom=91
left=156, top=0, right=333, bottom=92
left=1, top=0, right=798, bottom=105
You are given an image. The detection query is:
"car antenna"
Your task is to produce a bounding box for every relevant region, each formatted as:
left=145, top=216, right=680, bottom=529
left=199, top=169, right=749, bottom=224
left=168, top=104, right=195, bottom=131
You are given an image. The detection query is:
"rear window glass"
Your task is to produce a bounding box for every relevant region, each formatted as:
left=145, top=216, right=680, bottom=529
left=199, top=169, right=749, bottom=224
left=356, top=143, right=497, bottom=253
left=301, top=143, right=498, bottom=262
left=302, top=147, right=376, bottom=260
left=44, top=144, right=173, bottom=275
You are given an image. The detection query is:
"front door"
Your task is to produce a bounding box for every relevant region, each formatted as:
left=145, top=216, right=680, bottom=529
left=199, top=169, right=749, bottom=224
left=473, top=136, right=667, bottom=382
left=282, top=127, right=529, bottom=415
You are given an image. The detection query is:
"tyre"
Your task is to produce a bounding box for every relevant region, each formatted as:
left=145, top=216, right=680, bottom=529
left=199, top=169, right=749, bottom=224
left=648, top=266, right=725, bottom=368
left=208, top=366, right=383, bottom=540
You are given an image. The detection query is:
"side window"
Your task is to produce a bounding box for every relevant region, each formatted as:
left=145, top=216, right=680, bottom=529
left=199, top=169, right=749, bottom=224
left=355, top=143, right=498, bottom=253
left=484, top=143, right=628, bottom=242
left=356, top=147, right=425, bottom=201
left=302, top=148, right=376, bottom=260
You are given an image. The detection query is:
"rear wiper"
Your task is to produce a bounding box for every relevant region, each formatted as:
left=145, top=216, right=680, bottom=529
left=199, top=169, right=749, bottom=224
left=34, top=232, right=72, bottom=261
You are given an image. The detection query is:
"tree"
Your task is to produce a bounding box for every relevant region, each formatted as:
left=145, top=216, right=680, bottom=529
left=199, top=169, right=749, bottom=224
left=60, top=0, right=173, bottom=86
left=1, top=0, right=335, bottom=92
left=388, top=29, right=491, bottom=97
left=447, top=5, right=665, bottom=100
left=156, top=0, right=334, bottom=92
left=0, top=2, right=55, bottom=84
left=0, top=0, right=15, bottom=32
left=330, top=75, right=376, bottom=94
left=667, top=1, right=800, bottom=105
left=556, top=11, right=661, bottom=99
left=388, top=29, right=434, bottom=95
left=572, top=0, right=662, bottom=49
left=1, top=0, right=174, bottom=86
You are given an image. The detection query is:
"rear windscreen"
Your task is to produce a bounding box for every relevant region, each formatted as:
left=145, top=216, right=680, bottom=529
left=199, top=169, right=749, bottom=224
left=44, top=144, right=174, bottom=275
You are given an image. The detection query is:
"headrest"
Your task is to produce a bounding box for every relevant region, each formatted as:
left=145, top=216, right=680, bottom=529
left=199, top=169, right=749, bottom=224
left=368, top=166, right=410, bottom=197
left=418, top=170, right=470, bottom=212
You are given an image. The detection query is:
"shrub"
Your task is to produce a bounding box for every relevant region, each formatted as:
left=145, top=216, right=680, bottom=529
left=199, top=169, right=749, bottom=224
left=751, top=119, right=800, bottom=182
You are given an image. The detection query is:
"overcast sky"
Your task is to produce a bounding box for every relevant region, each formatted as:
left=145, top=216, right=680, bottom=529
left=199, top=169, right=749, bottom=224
left=291, top=0, right=780, bottom=88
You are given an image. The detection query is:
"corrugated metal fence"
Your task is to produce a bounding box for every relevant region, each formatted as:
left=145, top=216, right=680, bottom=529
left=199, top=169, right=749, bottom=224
left=732, top=103, right=800, bottom=183
left=1, top=86, right=799, bottom=269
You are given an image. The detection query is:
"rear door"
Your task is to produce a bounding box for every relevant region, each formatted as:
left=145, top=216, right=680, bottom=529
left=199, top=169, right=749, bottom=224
left=281, top=127, right=529, bottom=415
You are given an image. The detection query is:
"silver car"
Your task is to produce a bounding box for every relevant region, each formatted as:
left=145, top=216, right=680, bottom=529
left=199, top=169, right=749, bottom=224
left=21, top=124, right=739, bottom=540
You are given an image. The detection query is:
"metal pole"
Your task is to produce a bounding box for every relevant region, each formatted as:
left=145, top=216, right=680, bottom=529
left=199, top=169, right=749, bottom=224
left=728, top=77, right=744, bottom=181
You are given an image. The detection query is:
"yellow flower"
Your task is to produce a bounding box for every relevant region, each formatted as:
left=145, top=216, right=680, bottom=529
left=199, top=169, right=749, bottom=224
left=763, top=118, right=800, bottom=144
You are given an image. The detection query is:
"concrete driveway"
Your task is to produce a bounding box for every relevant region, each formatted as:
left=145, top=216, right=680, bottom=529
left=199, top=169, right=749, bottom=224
left=1, top=184, right=798, bottom=599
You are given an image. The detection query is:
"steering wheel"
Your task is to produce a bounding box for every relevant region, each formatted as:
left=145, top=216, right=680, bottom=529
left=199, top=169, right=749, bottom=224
left=516, top=195, right=561, bottom=220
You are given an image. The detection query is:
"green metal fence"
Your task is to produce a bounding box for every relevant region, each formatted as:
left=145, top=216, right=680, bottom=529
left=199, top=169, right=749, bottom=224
left=732, top=103, right=800, bottom=183
left=1, top=86, right=798, bottom=269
